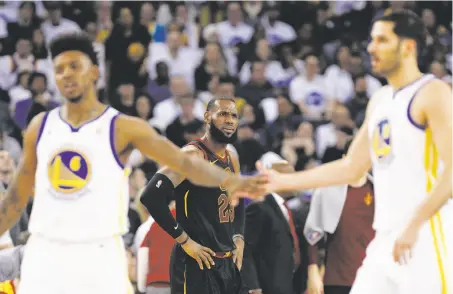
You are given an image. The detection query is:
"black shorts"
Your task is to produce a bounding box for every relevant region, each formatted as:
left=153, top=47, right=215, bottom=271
left=324, top=285, right=352, bottom=294
left=170, top=244, right=244, bottom=294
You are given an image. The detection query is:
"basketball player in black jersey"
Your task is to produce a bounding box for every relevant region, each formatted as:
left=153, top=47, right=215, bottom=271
left=141, top=97, right=245, bottom=294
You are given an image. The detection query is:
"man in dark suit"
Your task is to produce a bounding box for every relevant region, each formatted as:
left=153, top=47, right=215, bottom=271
left=242, top=152, right=304, bottom=294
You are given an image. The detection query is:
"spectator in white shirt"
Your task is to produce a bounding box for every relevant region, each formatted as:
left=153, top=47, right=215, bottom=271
left=325, top=46, right=381, bottom=103
left=147, top=29, right=200, bottom=90
left=290, top=55, right=333, bottom=121
left=239, top=38, right=291, bottom=87
left=8, top=71, right=31, bottom=113
left=0, top=38, right=34, bottom=92
left=40, top=2, right=81, bottom=45
left=324, top=45, right=352, bottom=102
left=150, top=76, right=204, bottom=132
left=262, top=6, right=296, bottom=47
left=315, top=104, right=354, bottom=158
left=216, top=2, right=254, bottom=48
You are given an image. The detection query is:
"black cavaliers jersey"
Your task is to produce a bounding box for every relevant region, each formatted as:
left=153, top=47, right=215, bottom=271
left=174, top=139, right=236, bottom=252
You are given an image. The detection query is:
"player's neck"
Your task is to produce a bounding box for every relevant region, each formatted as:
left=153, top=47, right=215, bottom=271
left=386, top=61, right=423, bottom=91
left=201, top=134, right=227, bottom=158
left=63, top=92, right=105, bottom=125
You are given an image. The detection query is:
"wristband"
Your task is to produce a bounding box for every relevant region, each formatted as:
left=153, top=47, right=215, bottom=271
left=180, top=235, right=190, bottom=245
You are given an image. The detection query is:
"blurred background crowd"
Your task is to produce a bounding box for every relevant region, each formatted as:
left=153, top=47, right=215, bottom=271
left=0, top=1, right=451, bottom=293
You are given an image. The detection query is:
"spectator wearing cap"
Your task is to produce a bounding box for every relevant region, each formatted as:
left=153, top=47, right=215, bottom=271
left=304, top=140, right=375, bottom=294
left=242, top=152, right=305, bottom=294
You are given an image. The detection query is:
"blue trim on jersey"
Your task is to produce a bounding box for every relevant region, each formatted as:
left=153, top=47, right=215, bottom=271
left=58, top=106, right=110, bottom=132
left=109, top=114, right=125, bottom=169
left=407, top=94, right=426, bottom=130
left=406, top=76, right=436, bottom=131
left=36, top=111, right=50, bottom=147
left=392, top=74, right=432, bottom=99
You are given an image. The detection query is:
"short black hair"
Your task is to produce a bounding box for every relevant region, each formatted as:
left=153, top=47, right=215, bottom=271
left=218, top=75, right=237, bottom=86
left=49, top=33, right=98, bottom=65
left=206, top=97, right=236, bottom=112
left=373, top=9, right=426, bottom=55
left=28, top=72, right=47, bottom=88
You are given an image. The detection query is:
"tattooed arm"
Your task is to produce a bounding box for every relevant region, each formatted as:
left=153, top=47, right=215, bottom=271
left=0, top=113, right=43, bottom=236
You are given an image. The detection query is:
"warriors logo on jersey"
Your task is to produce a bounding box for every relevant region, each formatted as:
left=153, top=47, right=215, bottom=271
left=47, top=149, right=92, bottom=198
left=371, top=118, right=394, bottom=165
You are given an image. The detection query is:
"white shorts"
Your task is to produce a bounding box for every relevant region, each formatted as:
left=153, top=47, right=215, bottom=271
left=351, top=210, right=453, bottom=294
left=18, top=234, right=134, bottom=294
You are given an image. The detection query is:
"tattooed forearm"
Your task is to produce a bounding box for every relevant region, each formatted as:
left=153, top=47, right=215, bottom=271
left=0, top=163, right=33, bottom=236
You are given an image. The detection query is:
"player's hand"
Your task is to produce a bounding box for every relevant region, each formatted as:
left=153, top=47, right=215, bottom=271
left=232, top=236, right=244, bottom=271
left=181, top=238, right=216, bottom=270
left=307, top=265, right=324, bottom=294
left=255, top=161, right=285, bottom=194
left=224, top=174, right=269, bottom=204
left=393, top=223, right=420, bottom=265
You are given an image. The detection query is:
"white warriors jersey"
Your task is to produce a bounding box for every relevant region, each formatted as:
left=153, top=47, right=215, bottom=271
left=368, top=74, right=452, bottom=232
left=30, top=106, right=130, bottom=242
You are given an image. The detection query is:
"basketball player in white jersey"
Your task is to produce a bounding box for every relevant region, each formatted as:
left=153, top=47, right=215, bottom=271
left=257, top=10, right=452, bottom=294
left=0, top=33, right=267, bottom=294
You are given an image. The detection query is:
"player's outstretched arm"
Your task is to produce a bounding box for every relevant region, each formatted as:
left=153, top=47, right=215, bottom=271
left=119, top=116, right=267, bottom=195
left=0, top=113, right=43, bottom=235
left=140, top=145, right=200, bottom=242
left=260, top=92, right=380, bottom=193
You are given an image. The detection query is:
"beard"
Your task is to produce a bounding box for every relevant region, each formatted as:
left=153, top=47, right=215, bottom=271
left=67, top=95, right=84, bottom=104
left=209, top=121, right=238, bottom=144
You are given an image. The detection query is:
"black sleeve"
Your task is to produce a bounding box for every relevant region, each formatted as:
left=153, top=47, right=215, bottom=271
left=140, top=173, right=184, bottom=239
left=233, top=198, right=245, bottom=236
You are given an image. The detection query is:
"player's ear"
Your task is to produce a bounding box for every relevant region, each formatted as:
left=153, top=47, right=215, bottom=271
left=204, top=111, right=210, bottom=124
left=89, top=65, right=100, bottom=84
left=402, top=39, right=416, bottom=57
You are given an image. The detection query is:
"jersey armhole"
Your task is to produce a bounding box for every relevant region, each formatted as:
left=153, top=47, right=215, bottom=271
left=36, top=111, right=50, bottom=149
left=406, top=80, right=435, bottom=131
left=109, top=114, right=125, bottom=169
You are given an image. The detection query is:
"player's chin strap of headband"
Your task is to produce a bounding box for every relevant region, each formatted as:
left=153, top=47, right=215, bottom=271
left=140, top=173, right=185, bottom=239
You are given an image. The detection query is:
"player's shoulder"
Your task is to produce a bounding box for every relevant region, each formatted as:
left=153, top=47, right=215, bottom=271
left=114, top=114, right=154, bottom=136
left=180, top=142, right=206, bottom=158
left=417, top=78, right=451, bottom=101
left=25, top=112, right=48, bottom=138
